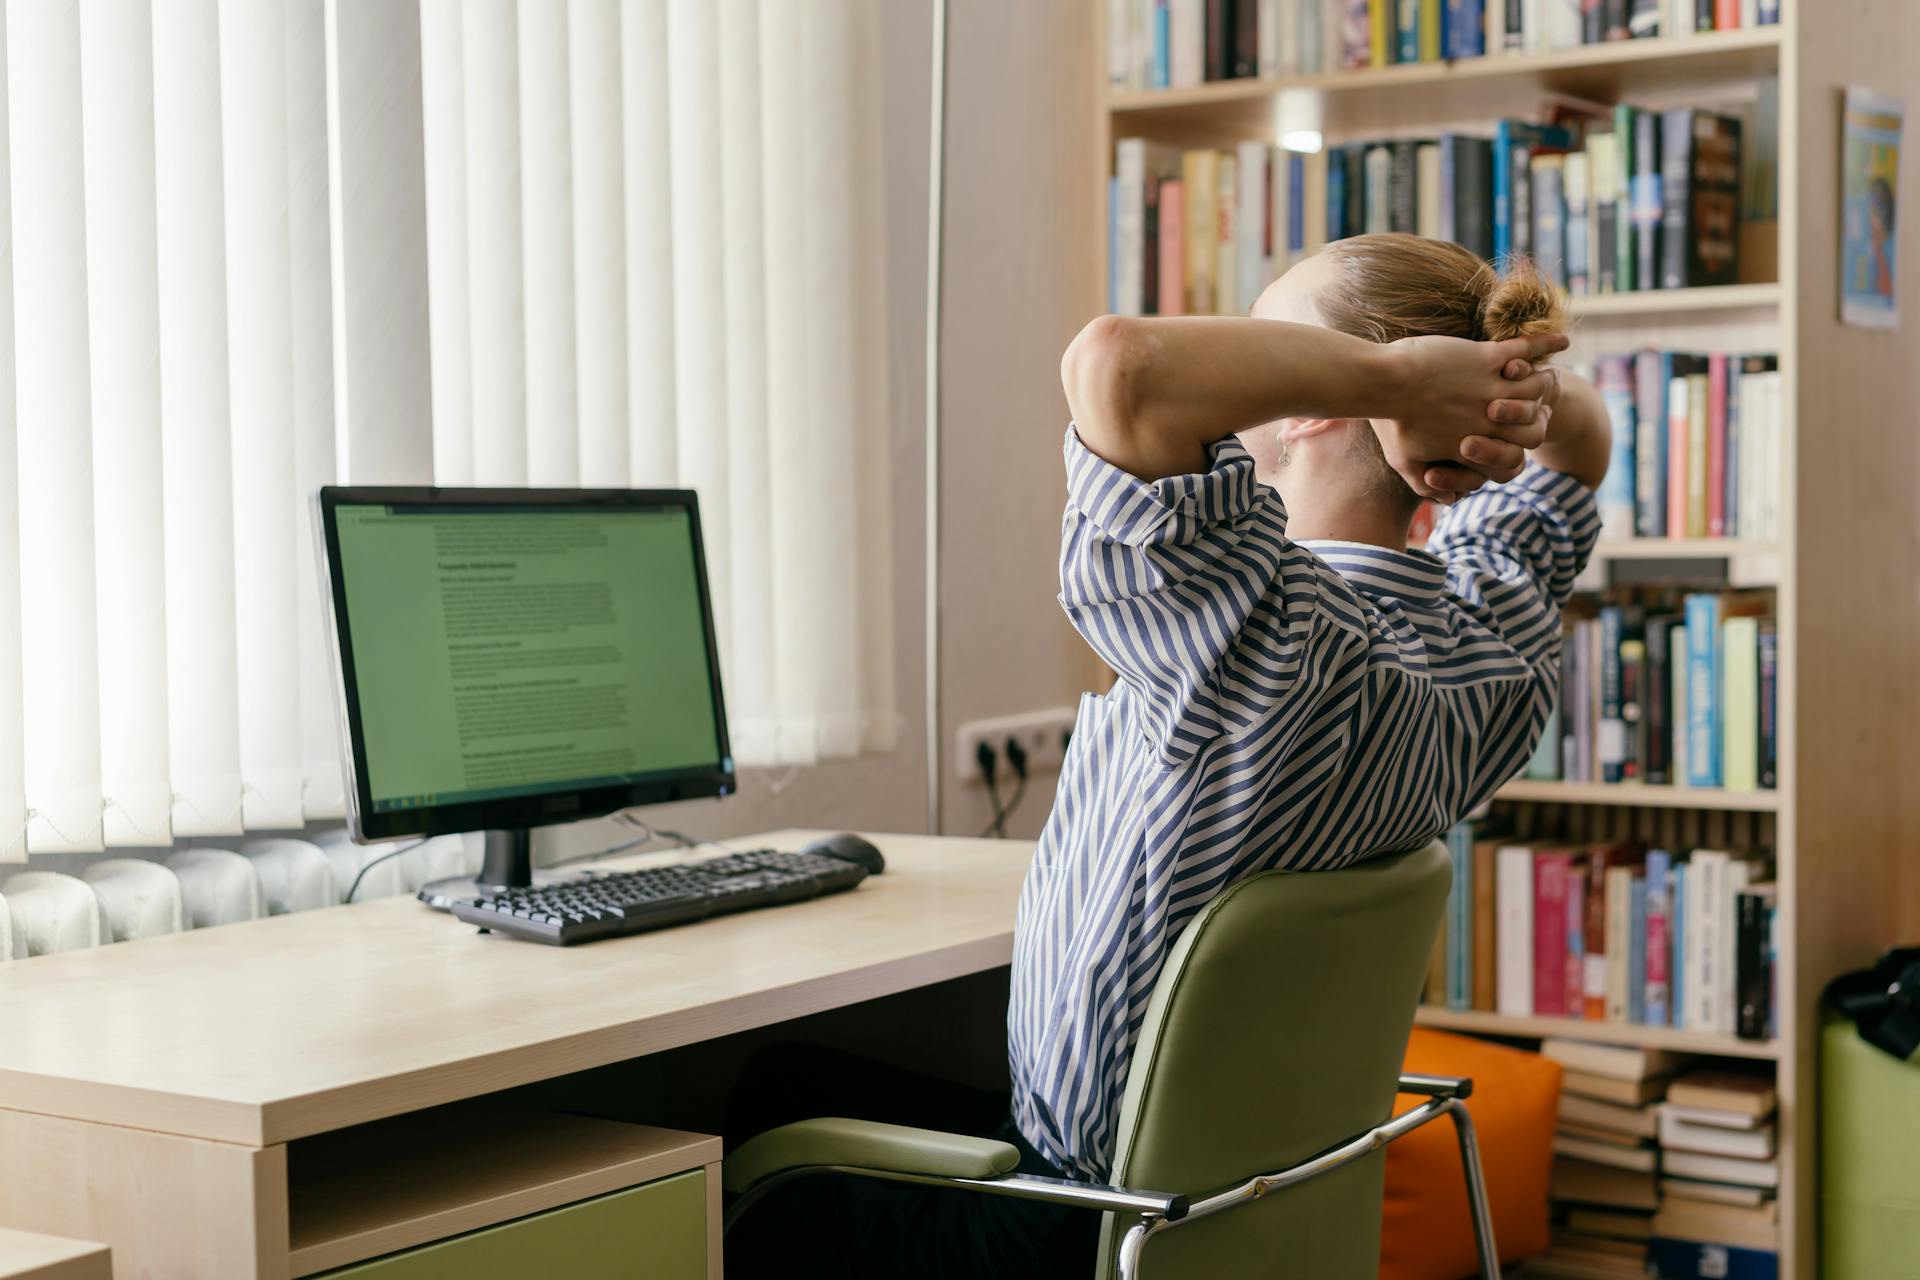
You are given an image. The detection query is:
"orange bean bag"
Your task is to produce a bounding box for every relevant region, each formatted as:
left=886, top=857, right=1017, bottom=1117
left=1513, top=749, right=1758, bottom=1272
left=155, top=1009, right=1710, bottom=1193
left=1380, top=1028, right=1562, bottom=1280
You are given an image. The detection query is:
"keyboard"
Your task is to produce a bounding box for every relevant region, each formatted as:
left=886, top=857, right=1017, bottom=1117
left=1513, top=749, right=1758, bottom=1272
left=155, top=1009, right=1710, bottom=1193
left=449, top=849, right=871, bottom=946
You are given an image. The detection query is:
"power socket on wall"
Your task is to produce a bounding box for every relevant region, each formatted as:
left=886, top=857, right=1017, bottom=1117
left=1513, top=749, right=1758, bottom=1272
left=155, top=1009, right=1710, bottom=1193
left=955, top=708, right=1079, bottom=782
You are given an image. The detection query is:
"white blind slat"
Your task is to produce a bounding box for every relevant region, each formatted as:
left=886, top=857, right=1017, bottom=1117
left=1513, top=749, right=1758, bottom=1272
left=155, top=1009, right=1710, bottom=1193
left=287, top=0, right=343, bottom=818
left=570, top=0, right=627, bottom=481
left=154, top=0, right=244, bottom=837
left=463, top=0, right=526, bottom=485
left=519, top=0, right=578, bottom=486
left=0, top=12, right=23, bottom=862
left=620, top=0, right=676, bottom=486
left=420, top=0, right=474, bottom=486
left=10, top=0, right=104, bottom=851
left=80, top=0, right=172, bottom=844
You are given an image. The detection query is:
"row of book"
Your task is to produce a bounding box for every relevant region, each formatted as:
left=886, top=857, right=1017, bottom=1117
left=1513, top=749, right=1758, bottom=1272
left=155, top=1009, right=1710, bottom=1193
left=1529, top=1043, right=1779, bottom=1279
left=1586, top=350, right=1783, bottom=542
left=1107, top=100, right=1759, bottom=316
left=1526, top=593, right=1777, bottom=791
left=1428, top=828, right=1777, bottom=1039
left=1106, top=0, right=1783, bottom=93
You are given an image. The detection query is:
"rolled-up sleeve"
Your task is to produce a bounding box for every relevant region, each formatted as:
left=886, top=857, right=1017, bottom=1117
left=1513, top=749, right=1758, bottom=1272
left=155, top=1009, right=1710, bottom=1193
left=1427, top=462, right=1601, bottom=669
left=1058, top=425, right=1336, bottom=766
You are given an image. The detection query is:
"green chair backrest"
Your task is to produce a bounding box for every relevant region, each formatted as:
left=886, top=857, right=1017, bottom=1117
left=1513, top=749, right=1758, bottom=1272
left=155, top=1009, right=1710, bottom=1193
left=1095, top=841, right=1451, bottom=1279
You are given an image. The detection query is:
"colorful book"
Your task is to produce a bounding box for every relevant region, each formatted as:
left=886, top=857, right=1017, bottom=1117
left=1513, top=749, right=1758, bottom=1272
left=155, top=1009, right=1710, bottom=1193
left=1535, top=850, right=1574, bottom=1017
left=1532, top=154, right=1568, bottom=287
left=1493, top=120, right=1574, bottom=261
left=1707, top=353, right=1729, bottom=536
left=1628, top=873, right=1649, bottom=1023
left=1158, top=178, right=1186, bottom=315
left=1685, top=368, right=1709, bottom=538
left=1370, top=0, right=1394, bottom=65
left=1660, top=108, right=1744, bottom=288
left=1564, top=149, right=1591, bottom=295
left=1215, top=152, right=1239, bottom=314
left=1644, top=849, right=1672, bottom=1026
left=1684, top=594, right=1722, bottom=788
left=1397, top=0, right=1421, bottom=62
left=1630, top=108, right=1662, bottom=292
left=1182, top=149, right=1219, bottom=312
left=1598, top=606, right=1627, bottom=783
left=1756, top=618, right=1777, bottom=788
left=1646, top=1236, right=1780, bottom=1280
left=1722, top=614, right=1760, bottom=791
left=1473, top=836, right=1500, bottom=1010
left=1671, top=859, right=1688, bottom=1023
left=1633, top=350, right=1670, bottom=536
left=1342, top=0, right=1374, bottom=67
left=1497, top=844, right=1536, bottom=1016
left=1590, top=132, right=1622, bottom=292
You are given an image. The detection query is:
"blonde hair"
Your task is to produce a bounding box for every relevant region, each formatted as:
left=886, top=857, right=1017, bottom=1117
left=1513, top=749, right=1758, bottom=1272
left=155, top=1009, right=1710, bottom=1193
left=1307, top=234, right=1568, bottom=517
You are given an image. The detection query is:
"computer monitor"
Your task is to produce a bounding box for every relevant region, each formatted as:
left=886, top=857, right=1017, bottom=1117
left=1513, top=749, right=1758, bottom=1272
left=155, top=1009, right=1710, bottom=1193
left=314, top=487, right=735, bottom=891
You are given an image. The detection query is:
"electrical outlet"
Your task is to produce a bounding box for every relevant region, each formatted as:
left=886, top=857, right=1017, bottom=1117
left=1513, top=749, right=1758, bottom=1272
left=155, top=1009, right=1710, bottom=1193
left=956, top=707, right=1078, bottom=783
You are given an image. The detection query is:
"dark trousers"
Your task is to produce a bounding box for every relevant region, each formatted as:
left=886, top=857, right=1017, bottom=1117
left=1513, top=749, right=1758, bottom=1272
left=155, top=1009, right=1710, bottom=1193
left=723, top=1044, right=1102, bottom=1279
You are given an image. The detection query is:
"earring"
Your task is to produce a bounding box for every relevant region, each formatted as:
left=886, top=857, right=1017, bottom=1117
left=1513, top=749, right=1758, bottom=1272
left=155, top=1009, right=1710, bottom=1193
left=1275, top=433, right=1292, bottom=467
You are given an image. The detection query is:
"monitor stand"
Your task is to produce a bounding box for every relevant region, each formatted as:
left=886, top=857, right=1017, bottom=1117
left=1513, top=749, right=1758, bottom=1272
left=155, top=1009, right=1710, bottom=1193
left=417, top=828, right=571, bottom=912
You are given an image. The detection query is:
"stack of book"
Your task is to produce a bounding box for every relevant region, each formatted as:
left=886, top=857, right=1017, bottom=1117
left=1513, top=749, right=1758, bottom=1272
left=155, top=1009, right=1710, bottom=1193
left=1526, top=1039, right=1678, bottom=1278
left=1527, top=593, right=1779, bottom=792
left=1105, top=0, right=1783, bottom=94
left=1584, top=350, right=1783, bottom=542
left=1108, top=94, right=1770, bottom=315
left=1427, top=826, right=1778, bottom=1041
left=1651, top=1068, right=1781, bottom=1278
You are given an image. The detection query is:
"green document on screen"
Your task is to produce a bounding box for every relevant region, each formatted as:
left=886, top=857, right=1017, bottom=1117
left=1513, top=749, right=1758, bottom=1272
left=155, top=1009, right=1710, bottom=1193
left=334, top=505, right=723, bottom=813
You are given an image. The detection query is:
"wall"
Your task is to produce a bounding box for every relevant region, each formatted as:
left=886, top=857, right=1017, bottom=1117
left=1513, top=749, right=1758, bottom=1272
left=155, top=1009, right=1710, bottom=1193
left=23, top=0, right=1102, bottom=880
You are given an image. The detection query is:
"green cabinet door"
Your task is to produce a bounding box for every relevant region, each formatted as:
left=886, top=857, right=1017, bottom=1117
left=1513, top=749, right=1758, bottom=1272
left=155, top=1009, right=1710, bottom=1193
left=321, top=1168, right=708, bottom=1279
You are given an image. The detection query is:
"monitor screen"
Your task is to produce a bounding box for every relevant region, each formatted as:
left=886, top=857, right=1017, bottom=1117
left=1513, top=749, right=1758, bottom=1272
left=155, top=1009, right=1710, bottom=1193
left=318, top=490, right=734, bottom=841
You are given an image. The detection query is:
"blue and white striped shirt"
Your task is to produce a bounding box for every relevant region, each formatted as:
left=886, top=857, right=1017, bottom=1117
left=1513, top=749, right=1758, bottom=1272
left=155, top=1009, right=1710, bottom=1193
left=1008, top=427, right=1600, bottom=1181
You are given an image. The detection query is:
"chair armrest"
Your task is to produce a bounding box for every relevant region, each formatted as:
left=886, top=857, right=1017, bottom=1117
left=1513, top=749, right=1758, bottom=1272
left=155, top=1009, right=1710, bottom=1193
left=723, top=1117, right=1021, bottom=1195
left=1397, top=1072, right=1473, bottom=1099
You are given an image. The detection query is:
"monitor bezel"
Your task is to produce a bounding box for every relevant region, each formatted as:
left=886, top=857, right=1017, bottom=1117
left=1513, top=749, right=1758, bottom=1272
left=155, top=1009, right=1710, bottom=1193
left=314, top=485, right=736, bottom=844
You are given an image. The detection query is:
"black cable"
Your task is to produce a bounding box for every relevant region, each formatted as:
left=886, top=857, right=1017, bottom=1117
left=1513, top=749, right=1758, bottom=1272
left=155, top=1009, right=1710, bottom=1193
left=344, top=838, right=427, bottom=903
left=976, top=739, right=1011, bottom=839
left=995, top=737, right=1031, bottom=838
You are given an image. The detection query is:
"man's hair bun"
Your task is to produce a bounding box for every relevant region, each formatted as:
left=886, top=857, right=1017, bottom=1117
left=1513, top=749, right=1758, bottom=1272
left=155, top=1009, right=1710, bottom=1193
left=1477, top=256, right=1566, bottom=342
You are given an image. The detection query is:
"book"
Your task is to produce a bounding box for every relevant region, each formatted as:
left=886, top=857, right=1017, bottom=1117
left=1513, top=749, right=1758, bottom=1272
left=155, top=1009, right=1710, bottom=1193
left=1756, top=618, right=1776, bottom=788
left=1662, top=1149, right=1781, bottom=1189
left=1734, top=883, right=1774, bottom=1039
left=1657, top=1105, right=1776, bottom=1159
left=1722, top=614, right=1759, bottom=790
left=1646, top=1236, right=1780, bottom=1280
left=1158, top=178, right=1185, bottom=315
left=1660, top=109, right=1744, bottom=288
left=1205, top=0, right=1232, bottom=79
left=1706, top=353, right=1729, bottom=536
left=1683, top=593, right=1721, bottom=787
left=1232, top=0, right=1260, bottom=75
left=1559, top=1119, right=1648, bottom=1147
left=1554, top=1133, right=1658, bottom=1171
left=1590, top=133, right=1622, bottom=292
left=1171, top=0, right=1205, bottom=85
left=1629, top=0, right=1662, bottom=34
left=1473, top=836, right=1500, bottom=1010
left=1182, top=149, right=1218, bottom=312
left=1669, top=620, right=1688, bottom=785
left=1364, top=143, right=1393, bottom=234
left=1642, top=613, right=1675, bottom=783
left=1235, top=141, right=1270, bottom=308
left=1415, top=142, right=1442, bottom=239
left=1445, top=0, right=1487, bottom=57
left=1552, top=1157, right=1660, bottom=1211
left=1644, top=848, right=1672, bottom=1026
left=1498, top=844, right=1536, bottom=1015
left=1536, top=849, right=1575, bottom=1016
left=1445, top=821, right=1474, bottom=1008
left=1562, top=1069, right=1670, bottom=1106
left=1533, top=154, right=1568, bottom=287
left=1143, top=177, right=1161, bottom=314
left=1651, top=1199, right=1780, bottom=1252
left=1216, top=152, right=1239, bottom=314
left=1568, top=1207, right=1654, bottom=1241
left=1670, top=858, right=1687, bottom=1021
left=1370, top=0, right=1394, bottom=65
left=1598, top=605, right=1627, bottom=782
left=1397, top=0, right=1421, bottom=62
left=1628, top=874, right=1648, bottom=1024
left=1661, top=1102, right=1767, bottom=1131
left=1565, top=149, right=1591, bottom=294
left=1630, top=108, right=1662, bottom=292
left=1604, top=865, right=1634, bottom=1021
left=1444, top=133, right=1496, bottom=261
left=1660, top=1176, right=1773, bottom=1208
left=1494, top=120, right=1574, bottom=261
left=1342, top=141, right=1367, bottom=239
left=1389, top=138, right=1422, bottom=234
left=1302, top=146, right=1328, bottom=249
left=1342, top=0, right=1373, bottom=67
left=1560, top=1093, right=1659, bottom=1138
left=1666, top=1069, right=1776, bottom=1117
left=1632, top=350, right=1670, bottom=536
left=1542, top=1038, right=1687, bottom=1081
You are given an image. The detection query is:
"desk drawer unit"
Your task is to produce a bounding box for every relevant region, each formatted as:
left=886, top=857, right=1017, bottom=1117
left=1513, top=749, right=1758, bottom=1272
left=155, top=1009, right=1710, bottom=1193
left=314, top=1170, right=706, bottom=1280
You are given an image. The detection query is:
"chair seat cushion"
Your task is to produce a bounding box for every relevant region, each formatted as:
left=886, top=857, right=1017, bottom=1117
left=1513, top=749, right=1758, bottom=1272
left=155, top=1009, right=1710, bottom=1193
left=1381, top=1028, right=1561, bottom=1280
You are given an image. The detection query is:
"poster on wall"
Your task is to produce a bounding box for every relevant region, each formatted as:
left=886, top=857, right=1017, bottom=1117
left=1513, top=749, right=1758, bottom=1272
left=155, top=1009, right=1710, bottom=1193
left=1841, top=86, right=1905, bottom=330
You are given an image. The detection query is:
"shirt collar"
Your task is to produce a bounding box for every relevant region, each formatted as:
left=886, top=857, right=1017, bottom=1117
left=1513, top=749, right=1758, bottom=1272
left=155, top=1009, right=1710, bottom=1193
left=1299, top=539, right=1449, bottom=605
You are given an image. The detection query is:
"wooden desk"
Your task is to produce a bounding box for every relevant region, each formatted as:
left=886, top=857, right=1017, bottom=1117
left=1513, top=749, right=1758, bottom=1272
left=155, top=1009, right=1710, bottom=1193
left=0, top=1230, right=109, bottom=1280
left=0, top=831, right=1032, bottom=1278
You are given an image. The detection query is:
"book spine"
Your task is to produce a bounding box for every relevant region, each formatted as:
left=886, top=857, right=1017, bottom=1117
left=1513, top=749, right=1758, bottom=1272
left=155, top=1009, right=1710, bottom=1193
left=1417, top=143, right=1442, bottom=238
left=1644, top=848, right=1671, bottom=1026
left=1497, top=846, right=1535, bottom=1016
left=1421, top=0, right=1442, bottom=59
left=1633, top=351, right=1668, bottom=536
left=1628, top=874, right=1648, bottom=1024
left=1599, top=605, right=1626, bottom=783
left=1287, top=152, right=1306, bottom=259
left=1695, top=0, right=1714, bottom=30
left=1595, top=355, right=1637, bottom=537
left=1707, top=353, right=1729, bottom=537
left=1629, top=0, right=1662, bottom=35
left=1757, top=618, right=1777, bottom=788
left=1713, top=0, right=1739, bottom=25
left=1364, top=144, right=1392, bottom=234
left=1721, top=615, right=1759, bottom=791
left=1582, top=0, right=1604, bottom=43
left=1216, top=154, right=1239, bottom=314
left=1724, top=358, right=1742, bottom=536
left=1503, top=0, right=1525, bottom=49
left=1604, top=865, right=1632, bottom=1022
left=1492, top=123, right=1514, bottom=260
left=1459, top=137, right=1494, bottom=261
left=1473, top=840, right=1498, bottom=1010
left=1687, top=851, right=1718, bottom=1030
left=1631, top=109, right=1661, bottom=291
left=1684, top=593, right=1721, bottom=787
left=1143, top=178, right=1161, bottom=314
left=1594, top=149, right=1619, bottom=291
left=1326, top=146, right=1348, bottom=242
left=1621, top=637, right=1642, bottom=780
left=1155, top=0, right=1173, bottom=86
left=1660, top=109, right=1694, bottom=288
left=1233, top=0, right=1260, bottom=73
left=1534, top=853, right=1570, bottom=1017
left=1735, top=889, right=1768, bottom=1038
left=1582, top=854, right=1607, bottom=1019
left=1644, top=616, right=1670, bottom=784
left=1397, top=0, right=1422, bottom=61
left=1669, top=620, right=1689, bottom=785
left=1666, top=370, right=1689, bottom=538
left=1757, top=0, right=1778, bottom=21
left=1260, top=0, right=1283, bottom=75
left=1670, top=861, right=1687, bottom=1024
left=1717, top=859, right=1750, bottom=1035
left=1107, top=177, right=1120, bottom=313
left=1158, top=179, right=1186, bottom=316
left=1438, top=136, right=1458, bottom=243
left=1564, top=866, right=1586, bottom=1019
left=1509, top=143, right=1534, bottom=260
left=1345, top=142, right=1368, bottom=238
left=1390, top=139, right=1420, bottom=233
left=1206, top=0, right=1232, bottom=78
left=1526, top=697, right=1561, bottom=779
left=1686, top=372, right=1709, bottom=538
left=1605, top=0, right=1630, bottom=37
left=1342, top=0, right=1374, bottom=66
left=1614, top=104, right=1636, bottom=288
left=1371, top=0, right=1394, bottom=64
left=1236, top=141, right=1268, bottom=309
left=1182, top=151, right=1217, bottom=313
left=1565, top=151, right=1591, bottom=294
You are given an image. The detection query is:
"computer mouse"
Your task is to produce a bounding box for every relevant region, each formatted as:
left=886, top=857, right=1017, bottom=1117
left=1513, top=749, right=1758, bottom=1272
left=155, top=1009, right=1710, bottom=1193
left=801, top=833, right=885, bottom=875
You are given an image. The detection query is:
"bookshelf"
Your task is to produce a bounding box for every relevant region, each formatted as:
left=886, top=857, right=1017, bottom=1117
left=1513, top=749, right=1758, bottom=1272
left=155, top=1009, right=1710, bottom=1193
left=1093, top=8, right=1920, bottom=1277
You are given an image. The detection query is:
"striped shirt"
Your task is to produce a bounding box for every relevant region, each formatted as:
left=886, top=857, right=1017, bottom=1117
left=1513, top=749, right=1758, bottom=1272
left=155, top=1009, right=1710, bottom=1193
left=1008, top=427, right=1599, bottom=1181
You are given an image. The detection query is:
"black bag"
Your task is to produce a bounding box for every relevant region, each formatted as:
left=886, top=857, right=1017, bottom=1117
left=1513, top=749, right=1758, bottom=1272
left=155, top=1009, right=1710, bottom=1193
left=1824, top=945, right=1920, bottom=1061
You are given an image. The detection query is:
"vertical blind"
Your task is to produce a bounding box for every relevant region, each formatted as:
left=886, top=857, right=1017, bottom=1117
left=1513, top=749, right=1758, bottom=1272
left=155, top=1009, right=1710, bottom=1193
left=0, top=0, right=897, bottom=859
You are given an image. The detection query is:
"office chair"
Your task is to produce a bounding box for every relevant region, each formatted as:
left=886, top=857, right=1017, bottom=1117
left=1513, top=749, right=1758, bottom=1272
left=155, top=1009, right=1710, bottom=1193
left=723, top=841, right=1499, bottom=1279
left=81, top=859, right=186, bottom=942
left=0, top=872, right=106, bottom=957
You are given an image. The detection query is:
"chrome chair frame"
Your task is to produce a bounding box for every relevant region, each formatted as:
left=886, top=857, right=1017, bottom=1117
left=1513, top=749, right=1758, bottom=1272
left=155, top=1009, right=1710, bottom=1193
left=722, top=1072, right=1499, bottom=1280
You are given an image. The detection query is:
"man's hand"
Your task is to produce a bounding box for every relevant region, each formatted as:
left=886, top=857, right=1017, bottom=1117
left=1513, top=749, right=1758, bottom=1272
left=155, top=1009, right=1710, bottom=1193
left=1370, top=331, right=1569, bottom=501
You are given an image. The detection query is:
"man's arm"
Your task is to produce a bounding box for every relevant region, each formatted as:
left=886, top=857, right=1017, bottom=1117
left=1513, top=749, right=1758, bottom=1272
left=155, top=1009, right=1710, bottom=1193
left=1060, top=314, right=1568, bottom=494
left=1524, top=369, right=1611, bottom=490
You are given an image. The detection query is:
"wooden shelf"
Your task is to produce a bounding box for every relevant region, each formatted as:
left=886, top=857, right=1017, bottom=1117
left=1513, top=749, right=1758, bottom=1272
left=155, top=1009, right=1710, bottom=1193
left=1574, top=282, right=1783, bottom=317
left=1591, top=537, right=1779, bottom=561
left=1416, top=1005, right=1781, bottom=1060
left=287, top=1105, right=719, bottom=1277
left=1107, top=28, right=1781, bottom=119
left=1494, top=779, right=1780, bottom=810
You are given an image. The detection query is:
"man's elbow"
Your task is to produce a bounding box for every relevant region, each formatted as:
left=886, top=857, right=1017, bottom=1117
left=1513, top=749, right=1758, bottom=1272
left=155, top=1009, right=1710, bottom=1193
left=1061, top=315, right=1150, bottom=444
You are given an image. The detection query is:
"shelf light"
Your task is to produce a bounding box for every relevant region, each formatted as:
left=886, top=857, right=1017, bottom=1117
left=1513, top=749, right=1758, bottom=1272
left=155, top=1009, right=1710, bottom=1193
left=1275, top=87, right=1323, bottom=153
